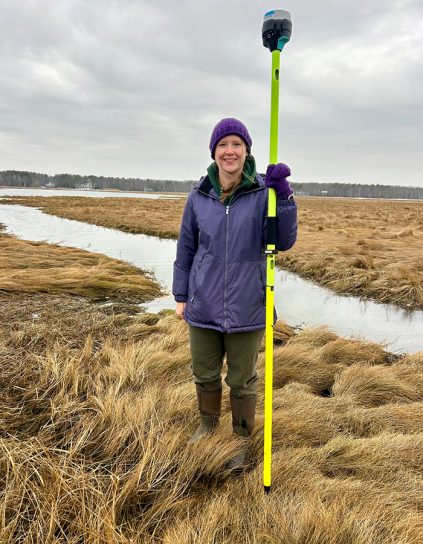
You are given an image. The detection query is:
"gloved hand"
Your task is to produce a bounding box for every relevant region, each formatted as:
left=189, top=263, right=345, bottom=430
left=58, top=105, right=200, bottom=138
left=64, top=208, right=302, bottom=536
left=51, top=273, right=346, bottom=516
left=265, top=163, right=293, bottom=200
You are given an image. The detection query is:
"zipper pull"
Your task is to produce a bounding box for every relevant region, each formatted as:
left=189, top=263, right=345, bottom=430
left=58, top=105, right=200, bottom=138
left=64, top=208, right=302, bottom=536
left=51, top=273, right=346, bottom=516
left=226, top=206, right=229, bottom=215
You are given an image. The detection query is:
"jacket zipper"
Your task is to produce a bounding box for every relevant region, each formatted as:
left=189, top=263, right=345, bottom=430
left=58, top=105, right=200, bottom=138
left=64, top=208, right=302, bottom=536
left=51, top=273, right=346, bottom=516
left=222, top=189, right=263, bottom=329
left=223, top=205, right=229, bottom=330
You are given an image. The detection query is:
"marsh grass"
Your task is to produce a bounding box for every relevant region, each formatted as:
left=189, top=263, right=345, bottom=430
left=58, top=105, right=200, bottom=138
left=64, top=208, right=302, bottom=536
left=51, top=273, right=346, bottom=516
left=3, top=195, right=423, bottom=309
left=0, top=291, right=422, bottom=543
left=0, top=227, right=162, bottom=302
left=1, top=201, right=422, bottom=541
left=278, top=197, right=423, bottom=310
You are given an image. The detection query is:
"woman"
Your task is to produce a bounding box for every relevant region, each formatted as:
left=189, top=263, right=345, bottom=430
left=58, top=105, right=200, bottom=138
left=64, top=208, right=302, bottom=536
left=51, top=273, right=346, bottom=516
left=173, top=118, right=297, bottom=470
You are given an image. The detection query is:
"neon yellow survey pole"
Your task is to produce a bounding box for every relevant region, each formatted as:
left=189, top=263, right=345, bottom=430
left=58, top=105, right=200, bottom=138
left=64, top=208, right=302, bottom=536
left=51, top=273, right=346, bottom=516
left=263, top=48, right=279, bottom=493
left=262, top=9, right=292, bottom=494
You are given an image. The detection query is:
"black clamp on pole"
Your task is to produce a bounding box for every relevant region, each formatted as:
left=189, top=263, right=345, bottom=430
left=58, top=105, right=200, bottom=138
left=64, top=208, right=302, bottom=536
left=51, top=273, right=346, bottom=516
left=262, top=216, right=279, bottom=255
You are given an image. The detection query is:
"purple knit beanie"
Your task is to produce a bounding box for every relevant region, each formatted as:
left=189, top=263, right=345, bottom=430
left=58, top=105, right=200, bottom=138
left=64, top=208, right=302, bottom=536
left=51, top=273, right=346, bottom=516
left=209, top=118, right=252, bottom=158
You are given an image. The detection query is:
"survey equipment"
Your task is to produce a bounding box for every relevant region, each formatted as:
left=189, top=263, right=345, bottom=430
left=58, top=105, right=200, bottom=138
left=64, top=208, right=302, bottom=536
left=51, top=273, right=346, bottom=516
left=262, top=9, right=292, bottom=494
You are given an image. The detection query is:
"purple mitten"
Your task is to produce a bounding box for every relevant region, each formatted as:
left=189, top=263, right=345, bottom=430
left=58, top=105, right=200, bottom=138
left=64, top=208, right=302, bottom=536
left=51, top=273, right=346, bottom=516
left=265, top=163, right=293, bottom=200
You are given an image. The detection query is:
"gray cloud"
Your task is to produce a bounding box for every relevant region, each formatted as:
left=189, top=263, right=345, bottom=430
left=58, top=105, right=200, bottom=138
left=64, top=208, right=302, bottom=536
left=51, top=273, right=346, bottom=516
left=0, top=0, right=422, bottom=186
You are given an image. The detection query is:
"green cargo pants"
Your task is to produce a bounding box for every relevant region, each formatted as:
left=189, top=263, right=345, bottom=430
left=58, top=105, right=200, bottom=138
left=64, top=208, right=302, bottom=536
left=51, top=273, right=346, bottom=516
left=188, top=325, right=265, bottom=399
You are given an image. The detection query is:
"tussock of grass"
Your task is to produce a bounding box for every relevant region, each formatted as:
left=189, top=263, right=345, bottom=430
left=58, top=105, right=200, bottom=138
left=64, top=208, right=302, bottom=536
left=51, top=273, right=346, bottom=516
left=0, top=229, right=162, bottom=302
left=1, top=292, right=422, bottom=542
left=258, top=327, right=395, bottom=397
left=332, top=363, right=423, bottom=406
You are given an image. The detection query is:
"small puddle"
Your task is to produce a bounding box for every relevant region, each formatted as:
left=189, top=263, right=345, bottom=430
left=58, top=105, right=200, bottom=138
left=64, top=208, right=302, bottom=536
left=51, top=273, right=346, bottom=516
left=1, top=204, right=422, bottom=354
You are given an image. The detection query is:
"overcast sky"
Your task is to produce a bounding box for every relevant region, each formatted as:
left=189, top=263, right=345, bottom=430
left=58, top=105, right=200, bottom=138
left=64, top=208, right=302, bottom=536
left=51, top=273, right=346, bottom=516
left=1, top=0, right=422, bottom=186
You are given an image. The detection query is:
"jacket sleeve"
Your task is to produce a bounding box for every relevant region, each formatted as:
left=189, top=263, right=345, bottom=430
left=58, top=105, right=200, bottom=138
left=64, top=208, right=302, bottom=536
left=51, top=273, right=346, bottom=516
left=172, top=191, right=199, bottom=302
left=263, top=197, right=298, bottom=251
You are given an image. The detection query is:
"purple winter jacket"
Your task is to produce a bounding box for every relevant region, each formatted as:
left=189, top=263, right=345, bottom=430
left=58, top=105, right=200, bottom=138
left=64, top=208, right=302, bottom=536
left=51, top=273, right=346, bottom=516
left=173, top=174, right=297, bottom=333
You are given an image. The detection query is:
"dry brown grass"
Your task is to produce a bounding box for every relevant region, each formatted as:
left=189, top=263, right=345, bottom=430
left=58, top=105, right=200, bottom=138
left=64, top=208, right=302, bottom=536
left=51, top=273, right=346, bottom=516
left=278, top=197, right=423, bottom=310
left=0, top=226, right=162, bottom=302
left=0, top=290, right=422, bottom=543
left=2, top=195, right=423, bottom=310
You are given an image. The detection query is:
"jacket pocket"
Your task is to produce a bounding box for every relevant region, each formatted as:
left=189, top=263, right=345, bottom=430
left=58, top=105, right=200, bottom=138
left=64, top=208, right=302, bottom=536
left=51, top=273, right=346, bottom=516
left=258, top=264, right=266, bottom=305
left=190, top=251, right=207, bottom=302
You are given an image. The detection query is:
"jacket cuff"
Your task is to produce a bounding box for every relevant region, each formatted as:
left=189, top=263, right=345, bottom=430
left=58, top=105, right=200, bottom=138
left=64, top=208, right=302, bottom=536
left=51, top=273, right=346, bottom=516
left=175, top=295, right=188, bottom=302
left=277, top=197, right=296, bottom=206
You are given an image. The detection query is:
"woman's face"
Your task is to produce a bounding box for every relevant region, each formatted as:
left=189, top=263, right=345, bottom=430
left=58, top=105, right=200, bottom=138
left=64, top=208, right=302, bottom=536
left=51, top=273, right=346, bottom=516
left=214, top=135, right=247, bottom=178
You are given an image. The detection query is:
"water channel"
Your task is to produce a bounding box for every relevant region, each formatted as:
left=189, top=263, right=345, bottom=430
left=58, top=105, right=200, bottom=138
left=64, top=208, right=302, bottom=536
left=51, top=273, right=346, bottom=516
left=1, top=197, right=422, bottom=354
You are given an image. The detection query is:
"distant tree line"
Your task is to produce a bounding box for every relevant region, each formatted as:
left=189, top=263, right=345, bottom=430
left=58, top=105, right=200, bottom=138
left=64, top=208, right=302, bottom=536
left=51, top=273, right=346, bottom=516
left=0, top=170, right=193, bottom=193
left=1, top=170, right=422, bottom=200
left=289, top=181, right=423, bottom=200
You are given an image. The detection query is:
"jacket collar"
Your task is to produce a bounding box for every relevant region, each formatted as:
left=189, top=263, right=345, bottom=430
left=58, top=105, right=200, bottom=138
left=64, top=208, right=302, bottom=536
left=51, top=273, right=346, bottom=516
left=197, top=172, right=264, bottom=199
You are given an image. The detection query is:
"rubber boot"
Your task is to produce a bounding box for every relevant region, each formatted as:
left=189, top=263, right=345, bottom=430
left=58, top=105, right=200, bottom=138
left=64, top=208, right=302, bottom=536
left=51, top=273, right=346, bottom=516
left=188, top=387, right=222, bottom=444
left=225, top=393, right=256, bottom=471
